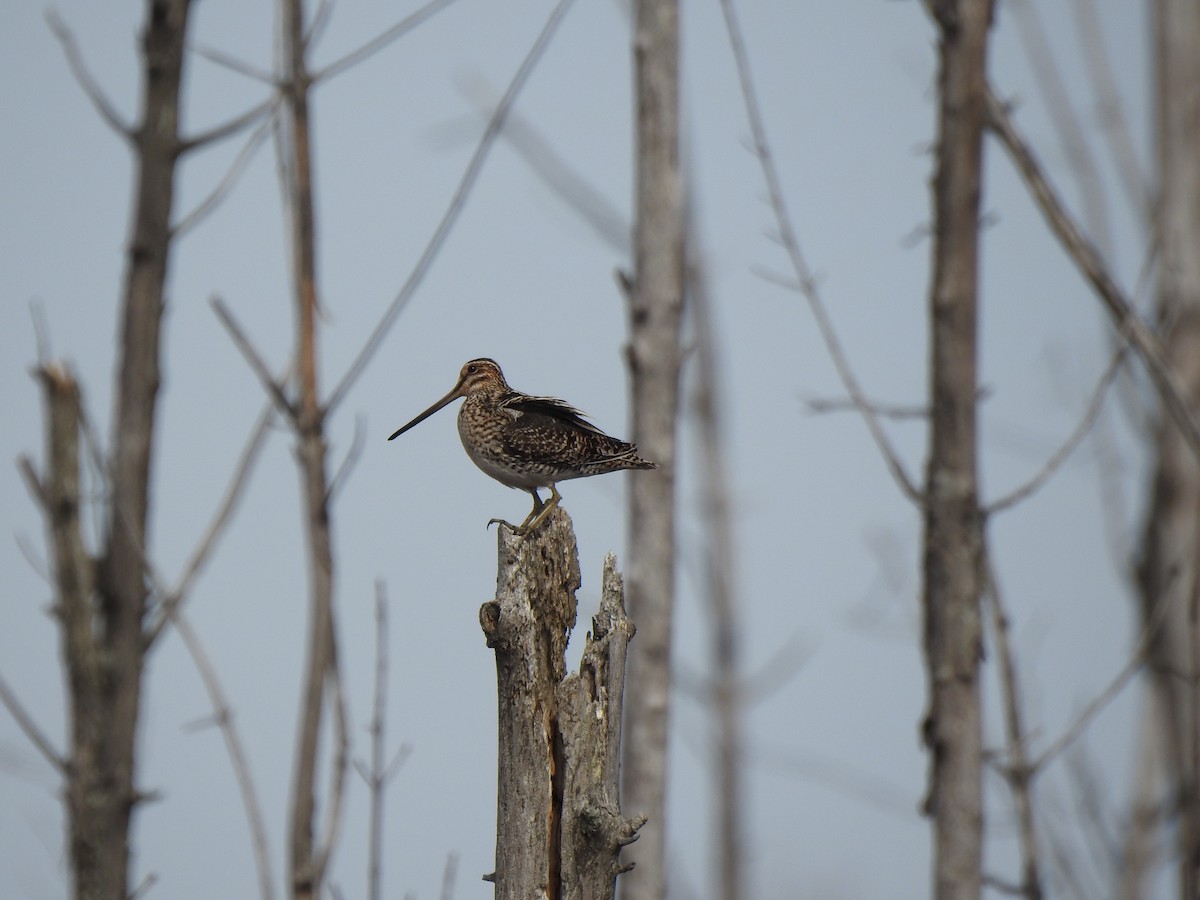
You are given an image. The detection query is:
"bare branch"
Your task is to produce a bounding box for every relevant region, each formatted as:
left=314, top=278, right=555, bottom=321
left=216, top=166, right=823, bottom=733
left=174, top=115, right=276, bottom=238
left=15, top=532, right=50, bottom=585
left=457, top=73, right=628, bottom=254
left=986, top=88, right=1200, bottom=462
left=1010, top=0, right=1114, bottom=255
left=746, top=264, right=802, bottom=293
left=987, top=345, right=1126, bottom=514
left=303, top=0, right=334, bottom=53
left=30, top=300, right=52, bottom=368
left=803, top=394, right=930, bottom=421
left=189, top=42, right=274, bottom=84
left=1068, top=0, right=1151, bottom=222
left=0, top=673, right=66, bottom=774
left=178, top=95, right=278, bottom=157
left=18, top=455, right=48, bottom=509
left=718, top=0, right=920, bottom=503
left=171, top=609, right=276, bottom=900
left=983, top=552, right=1045, bottom=900
left=326, top=414, right=367, bottom=504
left=129, top=873, right=158, bottom=900
left=314, top=0, right=463, bottom=83
left=1032, top=580, right=1176, bottom=772
left=211, top=295, right=297, bottom=420
left=324, top=0, right=578, bottom=413
left=45, top=10, right=132, bottom=138
left=144, top=399, right=277, bottom=646
left=365, top=581, right=389, bottom=900
left=744, top=738, right=915, bottom=817
left=383, top=743, right=413, bottom=784
left=314, top=657, right=351, bottom=894
left=738, top=629, right=814, bottom=705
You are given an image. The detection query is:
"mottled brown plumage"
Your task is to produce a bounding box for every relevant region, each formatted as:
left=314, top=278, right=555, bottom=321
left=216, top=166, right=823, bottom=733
left=388, top=358, right=656, bottom=534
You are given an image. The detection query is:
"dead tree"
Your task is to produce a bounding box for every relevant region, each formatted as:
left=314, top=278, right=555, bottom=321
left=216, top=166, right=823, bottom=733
left=480, top=509, right=644, bottom=900
left=1135, top=2, right=1200, bottom=898
left=24, top=3, right=194, bottom=897
left=620, top=0, right=685, bottom=896
left=920, top=2, right=995, bottom=900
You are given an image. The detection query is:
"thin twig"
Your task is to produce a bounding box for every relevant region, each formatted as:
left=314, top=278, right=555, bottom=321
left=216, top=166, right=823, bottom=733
left=1032, top=575, right=1177, bottom=772
left=172, top=609, right=276, bottom=900
left=144, top=399, right=277, bottom=646
left=365, top=581, right=388, bottom=900
left=1010, top=0, right=1114, bottom=256
left=738, top=629, right=814, bottom=705
left=0, top=673, right=66, bottom=774
left=1068, top=0, right=1150, bottom=223
left=211, top=295, right=297, bottom=420
left=326, top=414, right=367, bottom=505
left=803, top=395, right=931, bottom=422
left=128, top=874, right=159, bottom=900
left=45, top=11, right=131, bottom=138
left=30, top=300, right=52, bottom=367
left=457, top=73, right=628, bottom=254
left=314, top=0, right=463, bottom=84
left=717, top=0, right=920, bottom=503
left=303, top=0, right=334, bottom=53
left=986, top=87, right=1200, bottom=463
left=18, top=456, right=48, bottom=509
left=314, top=653, right=351, bottom=892
left=987, top=344, right=1126, bottom=514
left=179, top=95, right=278, bottom=156
left=983, top=550, right=1045, bottom=899
left=189, top=42, right=275, bottom=84
left=15, top=532, right=50, bottom=585
left=174, top=114, right=276, bottom=238
left=324, top=0, right=578, bottom=414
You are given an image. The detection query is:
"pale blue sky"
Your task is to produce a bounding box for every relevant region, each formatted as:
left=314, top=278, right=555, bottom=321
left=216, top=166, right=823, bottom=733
left=1, top=2, right=1159, bottom=898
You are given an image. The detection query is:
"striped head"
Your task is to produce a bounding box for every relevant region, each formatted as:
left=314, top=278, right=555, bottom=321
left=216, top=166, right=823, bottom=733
left=387, top=358, right=510, bottom=441
left=453, top=358, right=509, bottom=398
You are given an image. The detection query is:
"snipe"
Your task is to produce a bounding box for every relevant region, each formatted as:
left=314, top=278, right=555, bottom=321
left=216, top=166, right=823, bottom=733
left=388, top=358, right=656, bottom=535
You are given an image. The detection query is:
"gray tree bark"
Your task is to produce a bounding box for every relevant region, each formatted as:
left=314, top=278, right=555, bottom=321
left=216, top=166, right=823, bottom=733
left=1135, top=3, right=1200, bottom=897
left=920, top=3, right=994, bottom=900
left=481, top=510, right=643, bottom=900
left=44, top=3, right=192, bottom=897
left=620, top=0, right=685, bottom=897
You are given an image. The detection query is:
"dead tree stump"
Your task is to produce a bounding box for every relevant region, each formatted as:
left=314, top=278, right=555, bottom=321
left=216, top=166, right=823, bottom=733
left=479, top=507, right=644, bottom=900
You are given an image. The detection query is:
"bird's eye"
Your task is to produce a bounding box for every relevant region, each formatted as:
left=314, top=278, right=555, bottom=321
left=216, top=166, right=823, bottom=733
left=467, top=364, right=478, bottom=374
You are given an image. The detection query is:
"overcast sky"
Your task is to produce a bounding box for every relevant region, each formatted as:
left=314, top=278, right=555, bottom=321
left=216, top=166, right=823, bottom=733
left=1, top=2, right=1161, bottom=898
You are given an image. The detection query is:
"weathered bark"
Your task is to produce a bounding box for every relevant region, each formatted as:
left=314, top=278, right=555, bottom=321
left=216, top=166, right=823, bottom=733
left=1135, top=3, right=1200, bottom=898
left=481, top=510, right=643, bottom=900
left=49, top=2, right=192, bottom=897
left=621, top=0, right=685, bottom=897
left=920, top=3, right=994, bottom=900
left=691, top=269, right=744, bottom=900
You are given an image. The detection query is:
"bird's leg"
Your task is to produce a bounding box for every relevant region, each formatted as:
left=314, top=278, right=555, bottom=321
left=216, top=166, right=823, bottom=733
left=488, top=489, right=544, bottom=532
left=516, top=485, right=561, bottom=536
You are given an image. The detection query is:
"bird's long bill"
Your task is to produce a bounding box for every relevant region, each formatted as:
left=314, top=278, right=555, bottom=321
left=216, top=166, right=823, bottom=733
left=387, top=381, right=465, bottom=441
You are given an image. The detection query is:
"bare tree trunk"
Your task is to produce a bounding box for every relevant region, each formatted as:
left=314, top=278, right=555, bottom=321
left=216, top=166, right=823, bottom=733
left=1136, top=3, right=1200, bottom=898
left=481, top=510, right=642, bottom=900
left=279, top=1, right=346, bottom=897
left=690, top=266, right=744, bottom=900
left=920, top=3, right=994, bottom=900
left=47, top=3, right=192, bottom=896
left=620, top=0, right=685, bottom=897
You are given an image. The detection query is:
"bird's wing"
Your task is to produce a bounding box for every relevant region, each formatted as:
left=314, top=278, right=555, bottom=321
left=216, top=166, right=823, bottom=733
left=500, top=393, right=608, bottom=437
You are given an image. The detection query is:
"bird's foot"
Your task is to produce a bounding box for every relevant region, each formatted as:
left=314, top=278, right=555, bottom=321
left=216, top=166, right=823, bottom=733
left=487, top=517, right=523, bottom=534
